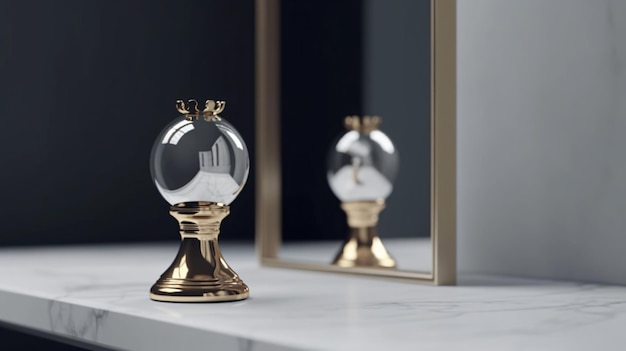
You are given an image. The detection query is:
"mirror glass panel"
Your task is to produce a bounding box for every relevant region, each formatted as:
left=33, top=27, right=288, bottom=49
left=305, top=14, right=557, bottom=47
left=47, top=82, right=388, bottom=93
left=278, top=0, right=432, bottom=274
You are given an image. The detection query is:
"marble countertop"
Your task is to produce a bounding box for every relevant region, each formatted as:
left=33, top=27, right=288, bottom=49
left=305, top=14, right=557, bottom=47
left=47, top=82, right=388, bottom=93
left=0, top=242, right=625, bottom=351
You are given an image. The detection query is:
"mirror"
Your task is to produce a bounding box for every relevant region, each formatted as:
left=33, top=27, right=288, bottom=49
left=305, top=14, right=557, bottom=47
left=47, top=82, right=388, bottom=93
left=255, top=0, right=456, bottom=284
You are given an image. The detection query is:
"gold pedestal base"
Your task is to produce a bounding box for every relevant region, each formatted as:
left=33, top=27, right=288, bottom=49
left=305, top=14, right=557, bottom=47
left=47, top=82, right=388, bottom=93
left=332, top=200, right=397, bottom=269
left=150, top=202, right=249, bottom=303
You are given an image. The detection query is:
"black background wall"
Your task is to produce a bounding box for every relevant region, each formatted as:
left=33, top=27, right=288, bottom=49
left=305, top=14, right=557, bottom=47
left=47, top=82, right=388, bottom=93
left=0, top=0, right=256, bottom=246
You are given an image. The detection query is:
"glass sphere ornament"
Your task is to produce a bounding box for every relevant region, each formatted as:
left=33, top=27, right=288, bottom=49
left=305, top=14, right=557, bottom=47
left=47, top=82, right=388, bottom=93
left=149, top=99, right=249, bottom=302
left=327, top=115, right=399, bottom=269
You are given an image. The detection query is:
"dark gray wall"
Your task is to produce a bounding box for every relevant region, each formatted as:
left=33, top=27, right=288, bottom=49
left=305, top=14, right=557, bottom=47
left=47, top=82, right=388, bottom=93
left=0, top=0, right=255, bottom=245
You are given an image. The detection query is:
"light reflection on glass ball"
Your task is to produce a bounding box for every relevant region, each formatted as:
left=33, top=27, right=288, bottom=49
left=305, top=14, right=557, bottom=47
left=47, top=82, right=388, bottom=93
left=327, top=117, right=399, bottom=202
left=150, top=116, right=249, bottom=205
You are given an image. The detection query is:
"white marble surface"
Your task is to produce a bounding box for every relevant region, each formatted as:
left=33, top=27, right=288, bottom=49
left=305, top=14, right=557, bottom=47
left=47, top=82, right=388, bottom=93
left=458, top=0, right=626, bottom=284
left=1, top=243, right=626, bottom=350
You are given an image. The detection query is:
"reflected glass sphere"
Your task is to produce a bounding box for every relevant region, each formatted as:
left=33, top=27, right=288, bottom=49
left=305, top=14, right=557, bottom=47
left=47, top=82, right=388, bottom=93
left=327, top=116, right=399, bottom=202
left=150, top=116, right=249, bottom=205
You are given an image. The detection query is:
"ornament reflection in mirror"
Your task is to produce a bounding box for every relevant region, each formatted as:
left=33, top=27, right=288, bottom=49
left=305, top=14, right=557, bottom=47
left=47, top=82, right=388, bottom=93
left=327, top=116, right=399, bottom=269
left=149, top=99, right=250, bottom=302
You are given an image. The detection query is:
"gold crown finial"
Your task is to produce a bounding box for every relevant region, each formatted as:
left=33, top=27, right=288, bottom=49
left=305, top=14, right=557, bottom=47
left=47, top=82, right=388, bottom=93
left=344, top=115, right=381, bottom=134
left=176, top=99, right=226, bottom=121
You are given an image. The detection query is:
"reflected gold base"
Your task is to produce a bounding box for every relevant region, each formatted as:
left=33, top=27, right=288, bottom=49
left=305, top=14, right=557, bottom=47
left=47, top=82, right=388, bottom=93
left=332, top=200, right=397, bottom=269
left=150, top=202, right=249, bottom=303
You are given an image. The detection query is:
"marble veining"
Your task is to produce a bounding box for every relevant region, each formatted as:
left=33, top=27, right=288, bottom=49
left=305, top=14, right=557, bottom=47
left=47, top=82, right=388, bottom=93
left=1, top=243, right=626, bottom=350
left=48, top=300, right=108, bottom=341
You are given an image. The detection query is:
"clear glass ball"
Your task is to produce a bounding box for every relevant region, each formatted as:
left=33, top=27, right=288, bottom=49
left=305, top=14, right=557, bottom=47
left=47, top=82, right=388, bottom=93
left=150, top=116, right=249, bottom=205
left=327, top=129, right=399, bottom=202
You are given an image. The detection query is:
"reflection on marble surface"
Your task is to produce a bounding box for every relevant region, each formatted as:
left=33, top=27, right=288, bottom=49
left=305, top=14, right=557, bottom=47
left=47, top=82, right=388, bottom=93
left=279, top=238, right=432, bottom=273
left=1, top=243, right=626, bottom=350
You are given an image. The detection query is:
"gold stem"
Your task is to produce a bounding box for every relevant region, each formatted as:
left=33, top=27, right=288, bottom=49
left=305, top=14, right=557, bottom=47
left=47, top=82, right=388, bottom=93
left=149, top=202, right=249, bottom=302
left=332, top=200, right=397, bottom=269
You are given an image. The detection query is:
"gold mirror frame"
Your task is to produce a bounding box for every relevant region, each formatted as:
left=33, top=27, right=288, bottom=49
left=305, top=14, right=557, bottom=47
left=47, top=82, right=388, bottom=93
left=255, top=0, right=456, bottom=285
